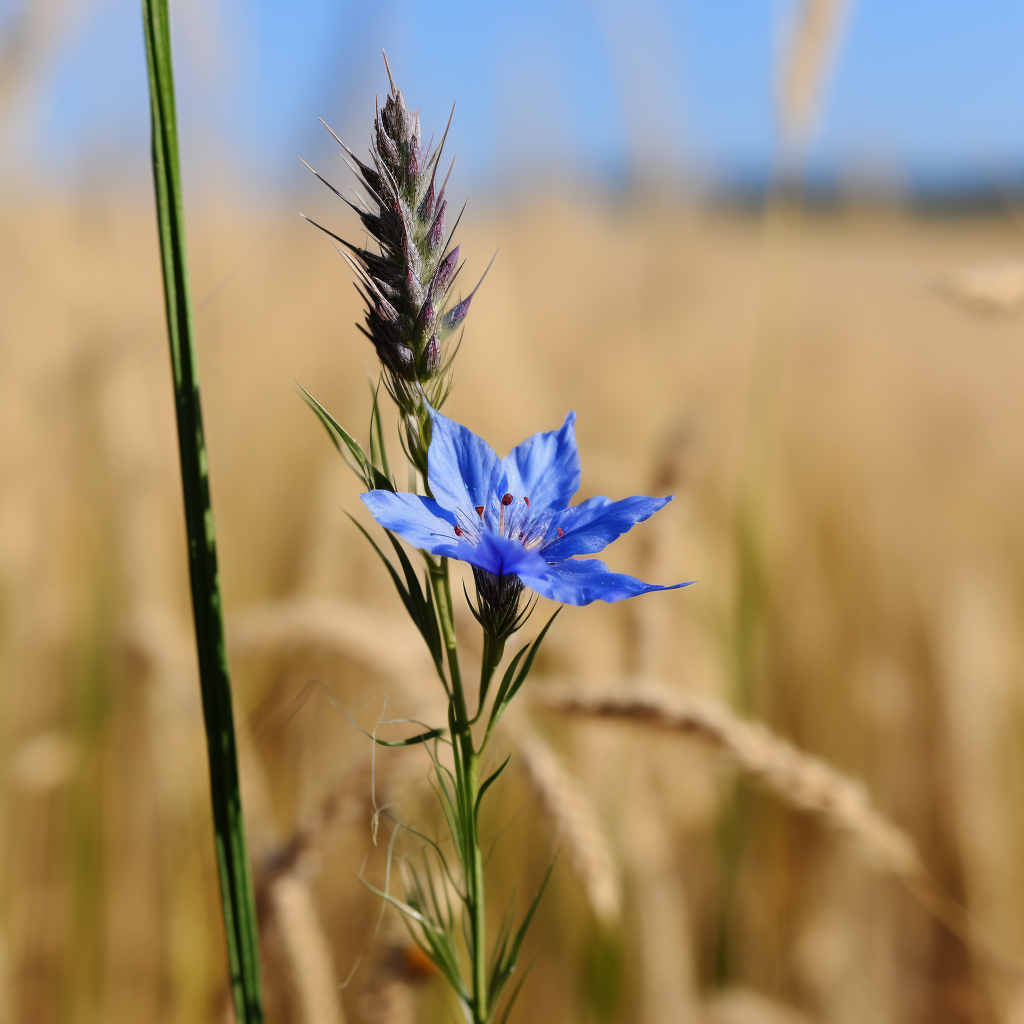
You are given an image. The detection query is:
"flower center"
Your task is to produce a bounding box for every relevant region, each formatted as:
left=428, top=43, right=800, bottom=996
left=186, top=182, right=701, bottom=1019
left=498, top=492, right=514, bottom=534
left=452, top=492, right=553, bottom=551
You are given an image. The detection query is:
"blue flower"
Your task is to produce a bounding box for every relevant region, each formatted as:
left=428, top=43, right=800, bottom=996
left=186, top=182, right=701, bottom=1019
left=361, top=409, right=692, bottom=606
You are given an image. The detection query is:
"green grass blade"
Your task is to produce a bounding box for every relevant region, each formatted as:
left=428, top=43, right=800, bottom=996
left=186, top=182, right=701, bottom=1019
left=140, top=3, right=263, bottom=1021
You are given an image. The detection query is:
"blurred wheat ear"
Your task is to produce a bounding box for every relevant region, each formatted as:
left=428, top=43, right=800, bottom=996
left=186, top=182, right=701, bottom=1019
left=538, top=681, right=1024, bottom=980
left=141, top=2, right=264, bottom=1021
left=537, top=681, right=918, bottom=875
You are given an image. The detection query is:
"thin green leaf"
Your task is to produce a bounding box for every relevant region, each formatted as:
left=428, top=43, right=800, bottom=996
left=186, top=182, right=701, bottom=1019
left=426, top=749, right=464, bottom=867
left=343, top=512, right=414, bottom=615
left=488, top=885, right=519, bottom=987
left=298, top=383, right=393, bottom=491
left=507, top=861, right=555, bottom=971
left=497, top=956, right=537, bottom=1024
left=356, top=877, right=443, bottom=934
left=398, top=822, right=466, bottom=901
left=338, top=701, right=444, bottom=749
left=397, top=859, right=465, bottom=998
left=491, top=861, right=555, bottom=1005
left=372, top=727, right=444, bottom=748
left=421, top=566, right=445, bottom=671
left=488, top=609, right=562, bottom=738
left=398, top=913, right=463, bottom=998
left=384, top=530, right=444, bottom=674
left=475, top=754, right=512, bottom=818
left=421, top=856, right=447, bottom=927
left=343, top=514, right=447, bottom=684
left=486, top=644, right=530, bottom=733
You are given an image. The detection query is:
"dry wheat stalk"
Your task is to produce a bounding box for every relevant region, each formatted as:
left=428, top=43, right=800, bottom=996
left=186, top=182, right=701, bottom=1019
left=536, top=679, right=918, bottom=877
left=940, top=576, right=1024, bottom=1018
left=537, top=679, right=1024, bottom=979
left=777, top=0, right=848, bottom=147
left=270, top=872, right=347, bottom=1024
left=625, top=761, right=699, bottom=1023
left=703, top=987, right=814, bottom=1024
left=939, top=262, right=1024, bottom=314
left=510, top=717, right=620, bottom=925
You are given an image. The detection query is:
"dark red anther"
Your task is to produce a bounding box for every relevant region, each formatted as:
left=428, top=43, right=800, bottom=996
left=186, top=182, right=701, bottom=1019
left=475, top=505, right=485, bottom=516
left=557, top=527, right=564, bottom=537
left=454, top=525, right=464, bottom=536
left=523, top=496, right=530, bottom=507
left=501, top=493, right=514, bottom=506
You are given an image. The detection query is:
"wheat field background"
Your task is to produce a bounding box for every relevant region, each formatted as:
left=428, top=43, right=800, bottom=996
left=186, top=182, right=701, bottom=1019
left=3, top=190, right=1024, bottom=1024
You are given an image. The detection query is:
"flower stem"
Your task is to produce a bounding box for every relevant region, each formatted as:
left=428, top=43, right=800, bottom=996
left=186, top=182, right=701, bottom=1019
left=429, top=558, right=488, bottom=1023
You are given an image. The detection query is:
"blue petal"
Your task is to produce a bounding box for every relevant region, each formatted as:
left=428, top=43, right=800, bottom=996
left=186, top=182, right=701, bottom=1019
left=540, top=494, right=673, bottom=560
left=520, top=557, right=693, bottom=606
left=426, top=408, right=506, bottom=512
left=455, top=531, right=550, bottom=578
left=501, top=411, right=580, bottom=511
left=361, top=491, right=460, bottom=558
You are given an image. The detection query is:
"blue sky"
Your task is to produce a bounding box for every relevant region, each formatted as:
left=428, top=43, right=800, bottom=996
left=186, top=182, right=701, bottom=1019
left=3, top=0, right=1023, bottom=196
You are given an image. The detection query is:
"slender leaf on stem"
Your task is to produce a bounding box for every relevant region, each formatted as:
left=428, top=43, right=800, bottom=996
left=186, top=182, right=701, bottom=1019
left=497, top=957, right=537, bottom=1024
left=489, top=860, right=555, bottom=1006
left=298, top=383, right=393, bottom=491
left=486, top=608, right=562, bottom=740
left=383, top=534, right=443, bottom=669
left=396, top=821, right=467, bottom=901
left=475, top=754, right=512, bottom=818
left=358, top=877, right=444, bottom=934
left=343, top=513, right=447, bottom=684
left=140, top=2, right=263, bottom=1020
left=489, top=886, right=520, bottom=983
left=349, top=720, right=445, bottom=747
left=487, top=645, right=529, bottom=726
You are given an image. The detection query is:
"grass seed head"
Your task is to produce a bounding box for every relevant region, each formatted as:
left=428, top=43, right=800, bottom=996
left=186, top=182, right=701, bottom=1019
left=315, top=55, right=470, bottom=433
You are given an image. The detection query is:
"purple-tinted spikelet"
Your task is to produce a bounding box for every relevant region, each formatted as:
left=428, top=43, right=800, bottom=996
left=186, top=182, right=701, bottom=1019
left=303, top=55, right=486, bottom=433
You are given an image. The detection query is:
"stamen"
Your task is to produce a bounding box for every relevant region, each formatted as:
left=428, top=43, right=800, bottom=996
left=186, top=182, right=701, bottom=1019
left=501, top=493, right=514, bottom=506
left=557, top=527, right=564, bottom=537
left=454, top=525, right=464, bottom=536
left=524, top=496, right=530, bottom=507
left=475, top=505, right=484, bottom=516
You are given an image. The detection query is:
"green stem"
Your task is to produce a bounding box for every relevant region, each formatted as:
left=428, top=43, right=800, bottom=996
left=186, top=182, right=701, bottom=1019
left=429, top=558, right=488, bottom=1023
left=141, top=4, right=263, bottom=1021
left=467, top=751, right=487, bottom=1022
